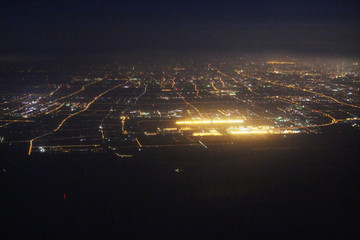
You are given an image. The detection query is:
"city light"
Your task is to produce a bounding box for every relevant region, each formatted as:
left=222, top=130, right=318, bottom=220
left=176, top=119, right=244, bottom=125
left=193, top=129, right=222, bottom=136
left=227, top=126, right=300, bottom=135
left=267, top=61, right=296, bottom=65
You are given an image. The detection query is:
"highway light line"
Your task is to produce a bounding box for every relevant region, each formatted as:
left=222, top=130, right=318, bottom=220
left=177, top=92, right=204, bottom=119
left=211, top=80, right=219, bottom=91
left=217, top=70, right=259, bottom=95
left=120, top=84, right=148, bottom=115
left=0, top=120, right=35, bottom=122
left=0, top=122, right=14, bottom=128
left=33, top=144, right=100, bottom=148
left=99, top=107, right=113, bottom=140
left=115, top=153, right=133, bottom=158
left=198, top=140, right=207, bottom=148
left=27, top=82, right=127, bottom=156
left=54, top=78, right=104, bottom=102
left=190, top=82, right=202, bottom=98
left=49, top=84, right=62, bottom=97
left=135, top=138, right=142, bottom=147
left=45, top=102, right=65, bottom=115
left=252, top=76, right=360, bottom=109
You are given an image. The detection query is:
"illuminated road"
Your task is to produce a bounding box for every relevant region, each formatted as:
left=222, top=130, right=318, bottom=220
left=53, top=82, right=127, bottom=132
left=250, top=75, right=360, bottom=109
left=45, top=103, right=65, bottom=115
left=33, top=144, right=101, bottom=149
left=0, top=119, right=35, bottom=122
left=211, top=80, right=220, bottom=92
left=115, top=153, right=133, bottom=158
left=100, top=108, right=113, bottom=140
left=53, top=78, right=104, bottom=102
left=135, top=138, right=142, bottom=147
left=120, top=83, right=148, bottom=116
left=49, top=84, right=62, bottom=97
left=217, top=70, right=259, bottom=95
left=190, top=82, right=202, bottom=98
left=28, top=81, right=128, bottom=155
left=0, top=119, right=35, bottom=128
left=155, top=73, right=205, bottom=119
left=101, top=83, right=148, bottom=140
left=177, top=92, right=204, bottom=119
left=0, top=122, right=14, bottom=128
left=219, top=77, right=226, bottom=87
left=1, top=77, right=107, bottom=118
left=171, top=77, right=176, bottom=88
left=271, top=95, right=338, bottom=129
left=198, top=140, right=207, bottom=148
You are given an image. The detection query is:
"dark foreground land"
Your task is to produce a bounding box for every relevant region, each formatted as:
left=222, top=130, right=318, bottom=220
left=1, top=125, right=360, bottom=240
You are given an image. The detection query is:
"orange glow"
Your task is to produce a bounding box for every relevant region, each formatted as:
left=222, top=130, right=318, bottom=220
left=267, top=61, right=295, bottom=65
left=176, top=119, right=244, bottom=125
left=193, top=131, right=222, bottom=136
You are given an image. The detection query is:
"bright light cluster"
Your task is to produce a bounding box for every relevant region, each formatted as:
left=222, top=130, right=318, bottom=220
left=266, top=61, right=295, bottom=65
left=176, top=119, right=244, bottom=125
left=227, top=126, right=270, bottom=135
left=193, top=129, right=222, bottom=136
left=227, top=126, right=300, bottom=135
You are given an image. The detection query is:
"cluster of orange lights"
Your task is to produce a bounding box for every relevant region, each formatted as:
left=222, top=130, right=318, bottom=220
left=267, top=61, right=295, bottom=65
left=176, top=119, right=244, bottom=125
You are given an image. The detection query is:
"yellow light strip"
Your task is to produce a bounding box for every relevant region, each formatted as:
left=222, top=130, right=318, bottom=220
left=145, top=132, right=157, bottom=136
left=193, top=132, right=223, bottom=136
left=176, top=119, right=244, bottom=125
left=135, top=137, right=142, bottom=147
left=228, top=131, right=269, bottom=135
left=267, top=61, right=295, bottom=65
left=163, top=128, right=178, bottom=131
left=228, top=127, right=300, bottom=135
left=115, top=153, right=133, bottom=158
left=45, top=102, right=65, bottom=115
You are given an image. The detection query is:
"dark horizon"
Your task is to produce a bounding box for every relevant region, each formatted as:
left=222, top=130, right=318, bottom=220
left=1, top=0, right=360, bottom=64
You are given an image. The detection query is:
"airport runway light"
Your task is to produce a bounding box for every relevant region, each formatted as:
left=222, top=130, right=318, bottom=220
left=176, top=119, right=244, bottom=125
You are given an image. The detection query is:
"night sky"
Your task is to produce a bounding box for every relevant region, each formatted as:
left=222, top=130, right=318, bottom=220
left=1, top=0, right=360, bottom=62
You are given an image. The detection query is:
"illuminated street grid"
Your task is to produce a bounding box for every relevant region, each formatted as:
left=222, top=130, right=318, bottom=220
left=0, top=58, right=359, bottom=156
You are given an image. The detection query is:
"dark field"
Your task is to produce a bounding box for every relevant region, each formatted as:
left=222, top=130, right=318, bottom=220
left=1, top=125, right=359, bottom=240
